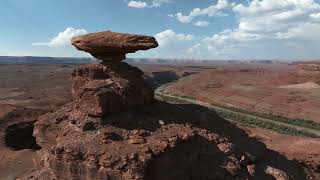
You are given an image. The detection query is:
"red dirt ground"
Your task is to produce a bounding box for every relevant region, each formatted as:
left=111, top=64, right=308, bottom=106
left=0, top=63, right=319, bottom=179
left=0, top=104, right=16, bottom=119
left=166, top=63, right=320, bottom=122
left=243, top=126, right=320, bottom=179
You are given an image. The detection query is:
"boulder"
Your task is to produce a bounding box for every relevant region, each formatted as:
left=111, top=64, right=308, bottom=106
left=265, top=166, right=290, bottom=180
left=71, top=31, right=158, bottom=62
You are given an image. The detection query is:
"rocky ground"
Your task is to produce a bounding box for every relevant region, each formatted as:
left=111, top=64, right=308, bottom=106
left=0, top=62, right=319, bottom=179
left=243, top=126, right=320, bottom=179
left=166, top=63, right=320, bottom=122
left=22, top=101, right=308, bottom=180
left=0, top=104, right=47, bottom=179
left=0, top=64, right=75, bottom=110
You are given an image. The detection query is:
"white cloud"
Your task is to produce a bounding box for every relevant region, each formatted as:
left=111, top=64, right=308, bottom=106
left=127, top=0, right=171, bottom=8
left=193, top=21, right=210, bottom=27
left=32, top=27, right=87, bottom=47
left=128, top=1, right=147, bottom=8
left=134, top=30, right=194, bottom=59
left=175, top=12, right=193, bottom=23
left=151, top=0, right=172, bottom=7
left=233, top=0, right=320, bottom=33
left=172, top=0, right=232, bottom=26
left=187, top=0, right=320, bottom=59
left=155, top=30, right=193, bottom=46
left=310, top=12, right=320, bottom=19
left=188, top=0, right=230, bottom=17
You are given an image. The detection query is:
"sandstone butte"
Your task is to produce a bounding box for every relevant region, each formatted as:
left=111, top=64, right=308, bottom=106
left=18, top=31, right=308, bottom=180
left=71, top=31, right=158, bottom=62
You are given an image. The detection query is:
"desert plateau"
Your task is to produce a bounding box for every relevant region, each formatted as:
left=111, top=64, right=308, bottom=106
left=2, top=0, right=320, bottom=179
left=0, top=58, right=320, bottom=179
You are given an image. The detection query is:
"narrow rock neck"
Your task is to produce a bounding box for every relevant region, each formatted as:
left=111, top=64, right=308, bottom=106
left=91, top=53, right=126, bottom=64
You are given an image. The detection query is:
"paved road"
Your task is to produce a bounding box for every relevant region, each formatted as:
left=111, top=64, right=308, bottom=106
left=155, top=84, right=320, bottom=137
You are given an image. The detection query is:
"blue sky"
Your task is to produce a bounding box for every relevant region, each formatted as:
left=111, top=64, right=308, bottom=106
left=1, top=0, right=320, bottom=60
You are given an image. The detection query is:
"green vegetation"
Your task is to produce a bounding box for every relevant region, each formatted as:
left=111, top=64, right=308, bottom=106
left=174, top=94, right=196, bottom=100
left=160, top=90, right=320, bottom=131
left=155, top=90, right=320, bottom=138
left=209, top=102, right=320, bottom=131
left=215, top=108, right=319, bottom=138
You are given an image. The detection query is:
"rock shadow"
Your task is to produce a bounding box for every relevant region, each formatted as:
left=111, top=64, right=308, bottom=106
left=144, top=134, right=230, bottom=180
left=5, top=122, right=41, bottom=151
left=145, top=71, right=180, bottom=88
left=0, top=107, right=47, bottom=151
left=106, top=101, right=307, bottom=179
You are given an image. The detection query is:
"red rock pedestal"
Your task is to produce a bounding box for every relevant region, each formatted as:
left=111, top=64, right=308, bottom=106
left=71, top=63, right=154, bottom=117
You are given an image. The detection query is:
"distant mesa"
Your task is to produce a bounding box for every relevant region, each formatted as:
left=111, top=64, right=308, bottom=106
left=71, top=31, right=158, bottom=62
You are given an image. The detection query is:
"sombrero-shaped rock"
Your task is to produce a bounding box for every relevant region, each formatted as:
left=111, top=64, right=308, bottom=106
left=72, top=31, right=158, bottom=62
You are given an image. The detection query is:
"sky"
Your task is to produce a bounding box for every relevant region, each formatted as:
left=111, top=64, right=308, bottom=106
left=1, top=0, right=320, bottom=60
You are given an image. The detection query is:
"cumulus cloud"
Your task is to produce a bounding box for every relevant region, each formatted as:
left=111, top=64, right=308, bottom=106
left=32, top=27, right=87, bottom=47
left=128, top=1, right=147, bottom=8
left=171, top=0, right=233, bottom=26
left=233, top=0, right=320, bottom=33
left=151, top=0, right=172, bottom=7
left=310, top=12, right=320, bottom=19
left=187, top=0, right=231, bottom=17
left=127, top=0, right=171, bottom=8
left=175, top=12, right=193, bottom=23
left=135, top=30, right=194, bottom=58
left=187, top=0, right=320, bottom=59
left=155, top=29, right=193, bottom=46
left=193, top=21, right=210, bottom=27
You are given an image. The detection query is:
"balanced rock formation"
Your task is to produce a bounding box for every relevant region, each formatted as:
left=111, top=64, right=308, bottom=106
left=20, top=31, right=306, bottom=180
left=69, top=31, right=157, bottom=117
left=72, top=31, right=158, bottom=62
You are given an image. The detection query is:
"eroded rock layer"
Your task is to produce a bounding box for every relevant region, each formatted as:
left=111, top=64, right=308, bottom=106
left=24, top=102, right=304, bottom=180
left=71, top=63, right=153, bottom=117
left=23, top=103, right=247, bottom=179
left=21, top=101, right=307, bottom=180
